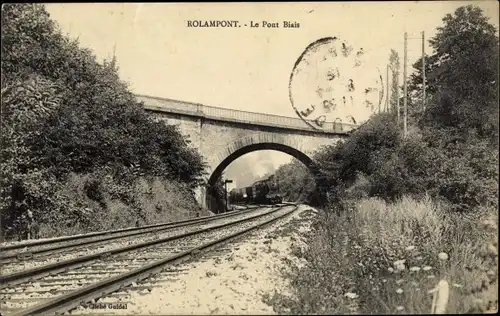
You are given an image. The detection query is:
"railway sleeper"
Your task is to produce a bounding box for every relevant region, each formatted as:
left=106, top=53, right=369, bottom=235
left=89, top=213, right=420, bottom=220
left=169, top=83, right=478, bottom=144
left=59, top=271, right=129, bottom=276
left=3, top=206, right=296, bottom=315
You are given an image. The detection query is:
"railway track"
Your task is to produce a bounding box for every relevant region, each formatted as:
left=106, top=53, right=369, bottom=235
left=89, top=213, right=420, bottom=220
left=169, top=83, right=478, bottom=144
left=0, top=205, right=281, bottom=283
left=0, top=205, right=268, bottom=274
left=0, top=204, right=262, bottom=254
left=0, top=204, right=298, bottom=316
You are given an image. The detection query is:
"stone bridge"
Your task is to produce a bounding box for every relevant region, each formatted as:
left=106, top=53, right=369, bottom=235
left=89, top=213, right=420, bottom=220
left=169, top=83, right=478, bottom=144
left=136, top=94, right=359, bottom=210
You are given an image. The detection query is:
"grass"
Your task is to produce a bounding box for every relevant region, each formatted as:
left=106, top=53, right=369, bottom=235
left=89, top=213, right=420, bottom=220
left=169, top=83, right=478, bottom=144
left=266, top=195, right=498, bottom=314
left=35, top=173, right=208, bottom=238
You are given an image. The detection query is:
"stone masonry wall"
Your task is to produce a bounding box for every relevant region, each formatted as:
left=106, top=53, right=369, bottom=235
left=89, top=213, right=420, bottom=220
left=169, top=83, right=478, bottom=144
left=149, top=110, right=346, bottom=208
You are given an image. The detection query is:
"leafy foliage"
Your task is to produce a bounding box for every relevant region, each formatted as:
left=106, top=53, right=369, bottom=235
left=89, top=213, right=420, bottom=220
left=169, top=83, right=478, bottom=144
left=238, top=5, right=499, bottom=213
left=273, top=159, right=315, bottom=202
left=278, top=197, right=498, bottom=314
left=1, top=4, right=206, bottom=238
left=269, top=6, right=499, bottom=315
left=206, top=174, right=228, bottom=214
left=313, top=113, right=403, bottom=188
left=311, top=112, right=498, bottom=211
left=410, top=5, right=499, bottom=139
left=388, top=49, right=401, bottom=113
left=306, top=5, right=499, bottom=212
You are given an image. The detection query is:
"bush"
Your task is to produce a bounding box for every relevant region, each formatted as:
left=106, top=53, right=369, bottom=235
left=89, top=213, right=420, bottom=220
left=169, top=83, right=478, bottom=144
left=317, top=113, right=402, bottom=186
left=310, top=109, right=498, bottom=211
left=273, top=159, right=316, bottom=203
left=267, top=5, right=499, bottom=314
left=1, top=4, right=206, bottom=239
left=306, top=5, right=499, bottom=211
left=274, top=196, right=498, bottom=314
left=32, top=172, right=205, bottom=239
left=206, top=175, right=228, bottom=214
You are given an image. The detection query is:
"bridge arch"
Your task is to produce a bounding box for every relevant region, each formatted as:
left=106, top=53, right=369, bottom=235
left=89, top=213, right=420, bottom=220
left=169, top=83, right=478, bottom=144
left=208, top=142, right=314, bottom=186
left=136, top=95, right=358, bottom=210
left=205, top=135, right=327, bottom=212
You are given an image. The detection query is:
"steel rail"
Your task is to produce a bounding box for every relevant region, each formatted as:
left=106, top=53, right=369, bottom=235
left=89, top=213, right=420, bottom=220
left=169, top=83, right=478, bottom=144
left=0, top=205, right=272, bottom=261
left=0, top=205, right=263, bottom=252
left=10, top=205, right=298, bottom=316
left=0, top=205, right=287, bottom=287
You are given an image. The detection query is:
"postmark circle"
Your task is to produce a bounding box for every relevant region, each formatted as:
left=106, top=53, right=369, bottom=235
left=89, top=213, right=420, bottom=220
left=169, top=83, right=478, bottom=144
left=289, top=37, right=385, bottom=130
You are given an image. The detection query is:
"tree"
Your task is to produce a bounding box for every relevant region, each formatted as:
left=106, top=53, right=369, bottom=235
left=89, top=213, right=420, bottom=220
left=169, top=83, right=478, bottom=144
left=408, top=54, right=440, bottom=100
left=409, top=5, right=499, bottom=138
left=429, top=5, right=498, bottom=102
left=206, top=173, right=227, bottom=213
left=286, top=5, right=499, bottom=212
left=1, top=4, right=206, bottom=237
left=1, top=75, right=63, bottom=236
left=273, top=160, right=315, bottom=202
left=2, top=4, right=206, bottom=183
left=388, top=49, right=401, bottom=113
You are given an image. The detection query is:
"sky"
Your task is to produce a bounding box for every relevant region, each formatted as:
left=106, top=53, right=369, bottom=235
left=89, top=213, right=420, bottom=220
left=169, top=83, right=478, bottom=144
left=45, top=1, right=499, bottom=189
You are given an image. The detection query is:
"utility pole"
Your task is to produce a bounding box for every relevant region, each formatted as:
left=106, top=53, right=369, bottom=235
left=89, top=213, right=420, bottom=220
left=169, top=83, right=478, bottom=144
left=386, top=64, right=390, bottom=112
left=224, top=179, right=233, bottom=212
left=378, top=91, right=381, bottom=113
left=403, top=32, right=408, bottom=138
left=224, top=181, right=228, bottom=213
left=422, top=31, right=426, bottom=112
left=0, top=72, right=5, bottom=243
left=396, top=65, right=400, bottom=124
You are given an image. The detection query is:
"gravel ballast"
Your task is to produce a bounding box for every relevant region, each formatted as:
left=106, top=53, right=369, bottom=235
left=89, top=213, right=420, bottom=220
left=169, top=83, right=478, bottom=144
left=67, top=204, right=317, bottom=315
